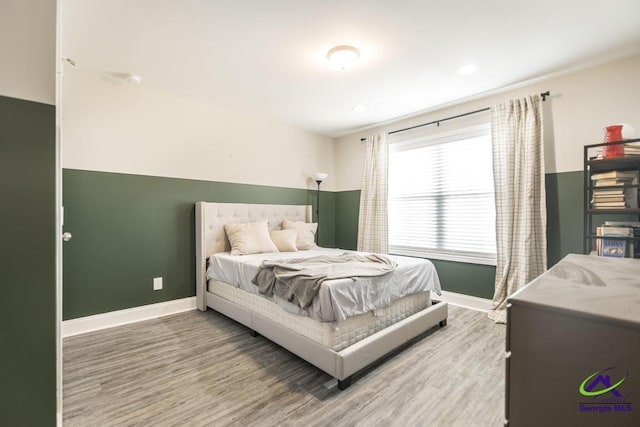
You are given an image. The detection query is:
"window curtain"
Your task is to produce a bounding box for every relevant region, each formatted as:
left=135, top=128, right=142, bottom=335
left=357, top=133, right=389, bottom=253
left=488, top=95, right=547, bottom=323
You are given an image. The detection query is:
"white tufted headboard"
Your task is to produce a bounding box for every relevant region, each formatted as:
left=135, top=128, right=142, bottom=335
left=195, top=202, right=312, bottom=310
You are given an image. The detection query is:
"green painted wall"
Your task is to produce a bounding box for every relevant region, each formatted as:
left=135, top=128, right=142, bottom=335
left=545, top=171, right=584, bottom=265
left=333, top=170, right=585, bottom=299
left=335, top=190, right=360, bottom=250
left=62, top=170, right=336, bottom=319
left=430, top=260, right=496, bottom=299
left=63, top=168, right=584, bottom=318
left=0, top=96, right=56, bottom=426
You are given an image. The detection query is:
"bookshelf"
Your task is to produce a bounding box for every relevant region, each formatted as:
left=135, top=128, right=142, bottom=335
left=583, top=138, right=640, bottom=257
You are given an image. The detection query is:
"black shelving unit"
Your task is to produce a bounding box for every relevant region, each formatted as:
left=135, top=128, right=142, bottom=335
left=583, top=138, right=640, bottom=255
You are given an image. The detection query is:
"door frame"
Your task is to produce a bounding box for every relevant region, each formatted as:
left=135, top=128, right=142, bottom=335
left=55, top=0, right=63, bottom=424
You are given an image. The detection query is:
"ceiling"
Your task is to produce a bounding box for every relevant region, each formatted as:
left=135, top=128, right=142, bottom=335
left=62, top=0, right=640, bottom=137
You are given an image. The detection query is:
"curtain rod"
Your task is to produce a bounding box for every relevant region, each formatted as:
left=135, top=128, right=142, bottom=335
left=360, top=91, right=550, bottom=141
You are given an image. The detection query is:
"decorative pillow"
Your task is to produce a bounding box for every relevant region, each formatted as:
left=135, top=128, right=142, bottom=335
left=224, top=220, right=279, bottom=256
left=282, top=219, right=318, bottom=250
left=269, top=229, right=298, bottom=252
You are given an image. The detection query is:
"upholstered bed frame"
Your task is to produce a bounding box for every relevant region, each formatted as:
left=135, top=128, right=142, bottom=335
left=195, top=201, right=448, bottom=389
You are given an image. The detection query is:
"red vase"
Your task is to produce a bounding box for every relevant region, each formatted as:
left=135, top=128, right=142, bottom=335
left=602, top=125, right=624, bottom=158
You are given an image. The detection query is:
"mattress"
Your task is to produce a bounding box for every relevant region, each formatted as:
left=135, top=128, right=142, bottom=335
left=208, top=279, right=432, bottom=352
left=206, top=248, right=441, bottom=322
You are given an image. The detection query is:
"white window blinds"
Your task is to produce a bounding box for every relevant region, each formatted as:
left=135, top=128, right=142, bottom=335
left=388, top=124, right=496, bottom=265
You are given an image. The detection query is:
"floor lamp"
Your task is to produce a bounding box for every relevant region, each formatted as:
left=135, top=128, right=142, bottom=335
left=314, top=172, right=328, bottom=243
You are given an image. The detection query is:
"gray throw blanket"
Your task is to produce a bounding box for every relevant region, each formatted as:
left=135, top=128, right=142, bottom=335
left=252, top=253, right=397, bottom=309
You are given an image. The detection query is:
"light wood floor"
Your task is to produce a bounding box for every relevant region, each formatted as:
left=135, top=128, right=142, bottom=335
left=63, top=305, right=505, bottom=426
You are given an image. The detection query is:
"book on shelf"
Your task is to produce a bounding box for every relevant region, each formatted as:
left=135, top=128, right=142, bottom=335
left=591, top=143, right=640, bottom=159
left=596, top=224, right=640, bottom=258
left=590, top=176, right=639, bottom=209
left=591, top=196, right=625, bottom=203
left=589, top=151, right=640, bottom=160
left=597, top=226, right=631, bottom=258
left=594, top=178, right=633, bottom=187
left=625, top=144, right=640, bottom=156
left=591, top=201, right=627, bottom=208
left=592, top=189, right=625, bottom=196
left=604, top=220, right=640, bottom=227
left=591, top=170, right=638, bottom=181
left=601, top=225, right=636, bottom=235
left=600, top=238, right=627, bottom=258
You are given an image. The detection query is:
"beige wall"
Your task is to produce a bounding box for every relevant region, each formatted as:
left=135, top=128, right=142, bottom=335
left=335, top=54, right=640, bottom=191
left=0, top=0, right=56, bottom=104
left=62, top=67, right=335, bottom=190
left=63, top=53, right=640, bottom=192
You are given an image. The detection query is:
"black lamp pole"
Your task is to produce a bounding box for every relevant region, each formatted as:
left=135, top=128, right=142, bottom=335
left=313, top=173, right=327, bottom=244
left=316, top=179, right=321, bottom=243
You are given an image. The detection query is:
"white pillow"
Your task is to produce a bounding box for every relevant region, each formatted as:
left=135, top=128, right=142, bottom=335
left=269, top=229, right=298, bottom=252
left=224, top=220, right=279, bottom=256
left=282, top=219, right=318, bottom=250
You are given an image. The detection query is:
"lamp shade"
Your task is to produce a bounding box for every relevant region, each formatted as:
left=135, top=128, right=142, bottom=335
left=314, top=172, right=328, bottom=183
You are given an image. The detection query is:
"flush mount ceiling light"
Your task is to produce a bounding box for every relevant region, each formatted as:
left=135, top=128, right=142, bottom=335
left=327, top=45, right=360, bottom=70
left=353, top=104, right=366, bottom=113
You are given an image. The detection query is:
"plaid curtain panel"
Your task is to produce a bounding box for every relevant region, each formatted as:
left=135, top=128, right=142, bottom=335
left=488, top=95, right=547, bottom=323
left=357, top=134, right=389, bottom=253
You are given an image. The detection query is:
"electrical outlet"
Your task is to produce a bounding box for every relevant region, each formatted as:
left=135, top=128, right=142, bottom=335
left=153, top=277, right=163, bottom=291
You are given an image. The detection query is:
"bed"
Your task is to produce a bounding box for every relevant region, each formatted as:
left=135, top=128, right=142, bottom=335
left=195, top=201, right=448, bottom=389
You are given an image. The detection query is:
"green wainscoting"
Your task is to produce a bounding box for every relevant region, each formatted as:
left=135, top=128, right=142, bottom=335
left=63, top=168, right=584, bottom=318
left=0, top=96, right=56, bottom=426
left=430, top=260, right=496, bottom=299
left=62, top=170, right=336, bottom=319
left=332, top=170, right=584, bottom=299
left=545, top=171, right=584, bottom=266
left=335, top=190, right=360, bottom=250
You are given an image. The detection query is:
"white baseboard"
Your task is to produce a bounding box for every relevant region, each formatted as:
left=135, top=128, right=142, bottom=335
left=435, top=290, right=493, bottom=312
left=62, top=292, right=488, bottom=337
left=62, top=297, right=197, bottom=338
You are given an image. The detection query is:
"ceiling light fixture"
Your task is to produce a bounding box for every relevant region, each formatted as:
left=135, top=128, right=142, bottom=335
left=457, top=63, right=478, bottom=75
left=353, top=104, right=366, bottom=113
left=327, top=45, right=360, bottom=70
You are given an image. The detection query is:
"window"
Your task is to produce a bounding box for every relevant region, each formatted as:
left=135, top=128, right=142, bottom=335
left=388, top=124, right=496, bottom=265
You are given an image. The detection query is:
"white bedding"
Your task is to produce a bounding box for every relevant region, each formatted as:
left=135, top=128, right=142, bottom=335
left=206, top=248, right=441, bottom=322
